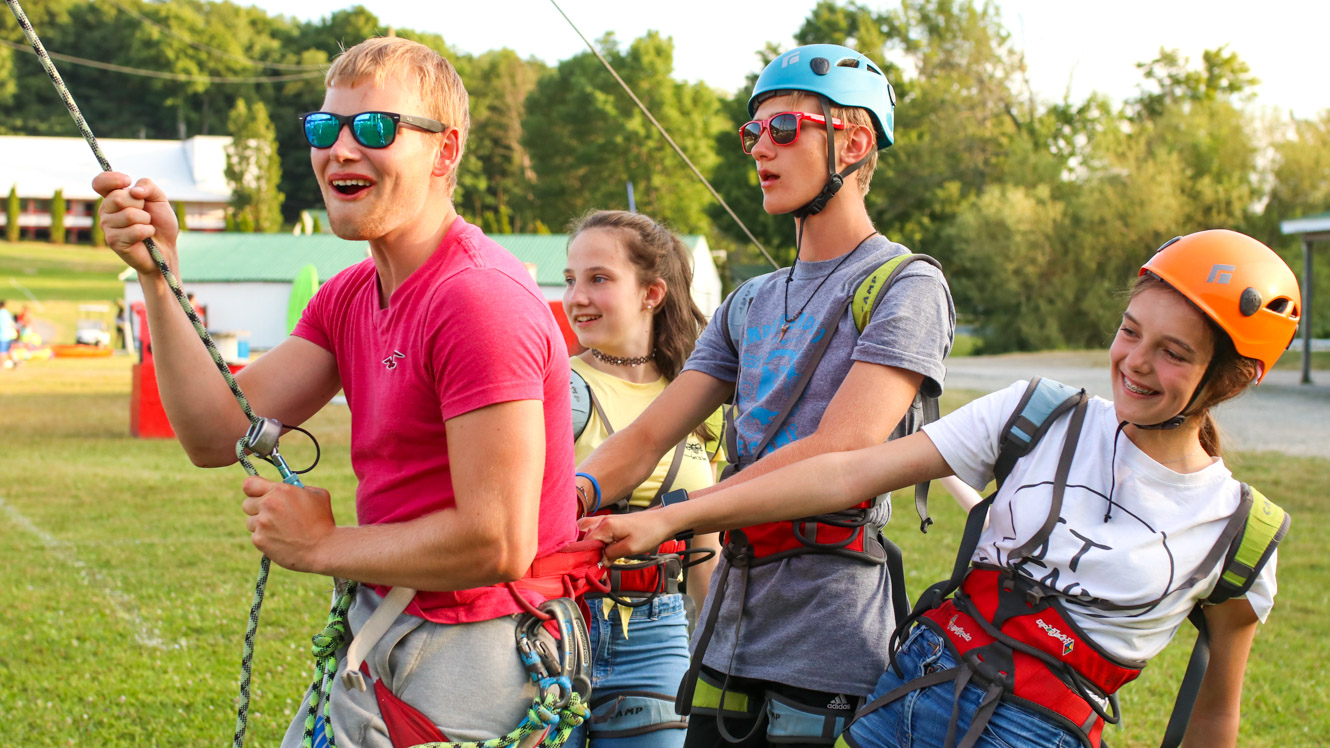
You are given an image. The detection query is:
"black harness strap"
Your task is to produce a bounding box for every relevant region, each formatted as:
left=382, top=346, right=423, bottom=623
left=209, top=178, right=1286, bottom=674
left=587, top=382, right=689, bottom=510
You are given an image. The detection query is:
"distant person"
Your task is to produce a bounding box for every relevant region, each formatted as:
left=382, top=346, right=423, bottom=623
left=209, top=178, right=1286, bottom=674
left=95, top=36, right=585, bottom=746
left=15, top=305, right=31, bottom=338
left=0, top=301, right=16, bottom=364
left=585, top=230, right=1300, bottom=748
left=114, top=300, right=127, bottom=350
left=563, top=209, right=723, bottom=748
left=185, top=292, right=207, bottom=329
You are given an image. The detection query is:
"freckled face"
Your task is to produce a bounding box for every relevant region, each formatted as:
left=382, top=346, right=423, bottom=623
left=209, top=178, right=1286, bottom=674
left=1109, top=286, right=1215, bottom=425
left=311, top=75, right=441, bottom=241
left=562, top=229, right=653, bottom=353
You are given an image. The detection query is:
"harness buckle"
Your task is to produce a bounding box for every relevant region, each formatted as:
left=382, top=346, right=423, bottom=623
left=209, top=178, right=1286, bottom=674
left=341, top=667, right=368, bottom=692
left=962, top=648, right=1013, bottom=689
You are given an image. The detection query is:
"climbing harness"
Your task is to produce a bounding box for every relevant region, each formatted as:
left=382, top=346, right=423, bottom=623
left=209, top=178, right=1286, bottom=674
left=571, top=370, right=718, bottom=610
left=840, top=377, right=1289, bottom=748
left=303, top=586, right=592, bottom=748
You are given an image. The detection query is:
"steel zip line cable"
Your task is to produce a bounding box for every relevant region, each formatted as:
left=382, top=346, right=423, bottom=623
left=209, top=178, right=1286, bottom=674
left=547, top=0, right=779, bottom=270
left=3, top=1, right=309, bottom=745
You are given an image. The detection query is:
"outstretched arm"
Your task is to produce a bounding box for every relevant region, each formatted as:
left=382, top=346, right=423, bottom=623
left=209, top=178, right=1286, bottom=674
left=1179, top=599, right=1260, bottom=748
left=583, top=430, right=953, bottom=560
left=690, top=360, right=923, bottom=498
left=575, top=370, right=732, bottom=512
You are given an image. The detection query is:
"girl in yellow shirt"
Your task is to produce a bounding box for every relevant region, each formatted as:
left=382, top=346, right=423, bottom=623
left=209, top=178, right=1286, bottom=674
left=564, top=210, right=721, bottom=748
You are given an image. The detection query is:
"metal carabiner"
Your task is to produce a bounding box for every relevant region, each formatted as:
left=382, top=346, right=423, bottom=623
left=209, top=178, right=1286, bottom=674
left=514, top=598, right=591, bottom=710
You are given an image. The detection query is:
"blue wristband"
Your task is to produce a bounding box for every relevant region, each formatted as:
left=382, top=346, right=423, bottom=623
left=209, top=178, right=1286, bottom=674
left=576, top=472, right=602, bottom=514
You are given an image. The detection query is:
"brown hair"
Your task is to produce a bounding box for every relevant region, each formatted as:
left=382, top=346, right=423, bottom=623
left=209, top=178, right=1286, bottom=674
left=786, top=91, right=878, bottom=194
left=325, top=37, right=470, bottom=195
left=1130, top=274, right=1262, bottom=456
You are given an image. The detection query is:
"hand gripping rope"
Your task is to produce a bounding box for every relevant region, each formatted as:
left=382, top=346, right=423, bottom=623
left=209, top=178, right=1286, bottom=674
left=2, top=2, right=329, bottom=745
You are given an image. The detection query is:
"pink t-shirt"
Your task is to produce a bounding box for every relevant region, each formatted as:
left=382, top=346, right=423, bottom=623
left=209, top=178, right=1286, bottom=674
left=293, top=217, right=577, bottom=624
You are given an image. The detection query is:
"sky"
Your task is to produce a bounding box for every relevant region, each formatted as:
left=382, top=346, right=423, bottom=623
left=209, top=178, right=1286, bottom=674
left=250, top=0, right=1329, bottom=119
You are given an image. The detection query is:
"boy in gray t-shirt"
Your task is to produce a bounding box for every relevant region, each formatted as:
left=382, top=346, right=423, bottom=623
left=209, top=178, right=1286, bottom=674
left=578, top=43, right=954, bottom=746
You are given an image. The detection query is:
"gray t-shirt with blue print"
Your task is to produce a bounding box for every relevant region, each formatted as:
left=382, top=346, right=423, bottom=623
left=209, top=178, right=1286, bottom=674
left=682, top=234, right=955, bottom=695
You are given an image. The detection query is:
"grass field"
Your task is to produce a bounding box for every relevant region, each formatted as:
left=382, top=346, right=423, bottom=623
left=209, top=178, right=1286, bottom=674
left=1, top=240, right=124, bottom=344
left=1, top=357, right=1325, bottom=746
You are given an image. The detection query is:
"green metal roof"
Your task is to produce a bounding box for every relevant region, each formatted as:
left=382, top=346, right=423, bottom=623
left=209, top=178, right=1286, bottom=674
left=122, top=232, right=370, bottom=283
left=121, top=231, right=707, bottom=286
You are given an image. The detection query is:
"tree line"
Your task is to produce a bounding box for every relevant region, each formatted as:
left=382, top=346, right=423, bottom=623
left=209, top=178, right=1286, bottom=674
left=3, top=0, right=1327, bottom=348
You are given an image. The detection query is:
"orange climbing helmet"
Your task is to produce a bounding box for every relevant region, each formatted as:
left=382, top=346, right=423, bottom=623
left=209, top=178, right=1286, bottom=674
left=1141, top=229, right=1301, bottom=383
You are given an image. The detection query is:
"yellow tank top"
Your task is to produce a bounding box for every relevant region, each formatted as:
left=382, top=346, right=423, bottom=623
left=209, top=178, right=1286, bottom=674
left=571, top=356, right=720, bottom=507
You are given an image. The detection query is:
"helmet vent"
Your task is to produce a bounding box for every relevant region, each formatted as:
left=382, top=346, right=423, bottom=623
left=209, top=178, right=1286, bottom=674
left=1266, top=297, right=1292, bottom=314
left=866, top=64, right=883, bottom=76
left=836, top=57, right=860, bottom=68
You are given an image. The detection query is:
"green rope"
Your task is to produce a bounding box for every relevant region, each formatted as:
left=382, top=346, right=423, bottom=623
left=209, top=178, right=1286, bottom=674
left=300, top=584, right=357, bottom=748
left=407, top=690, right=589, bottom=748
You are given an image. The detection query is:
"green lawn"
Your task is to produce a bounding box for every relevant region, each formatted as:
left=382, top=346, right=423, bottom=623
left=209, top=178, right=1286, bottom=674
left=1, top=358, right=1324, bottom=746
left=1, top=240, right=125, bottom=344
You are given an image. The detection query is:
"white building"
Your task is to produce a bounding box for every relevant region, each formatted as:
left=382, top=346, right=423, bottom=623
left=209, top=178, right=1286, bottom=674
left=0, top=135, right=232, bottom=240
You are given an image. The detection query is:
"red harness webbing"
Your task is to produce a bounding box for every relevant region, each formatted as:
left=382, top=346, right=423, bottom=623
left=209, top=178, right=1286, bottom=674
left=727, top=499, right=884, bottom=564
left=505, top=539, right=608, bottom=618
left=921, top=568, right=1142, bottom=746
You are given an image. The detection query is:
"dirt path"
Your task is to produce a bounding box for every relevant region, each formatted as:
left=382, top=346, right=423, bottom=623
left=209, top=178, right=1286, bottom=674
left=944, top=352, right=1330, bottom=458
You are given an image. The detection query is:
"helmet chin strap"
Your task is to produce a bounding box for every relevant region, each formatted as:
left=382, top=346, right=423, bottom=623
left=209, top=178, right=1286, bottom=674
left=791, top=96, right=870, bottom=222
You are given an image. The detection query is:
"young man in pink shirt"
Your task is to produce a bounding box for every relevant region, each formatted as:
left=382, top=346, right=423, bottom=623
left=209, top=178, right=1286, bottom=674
left=95, top=38, right=578, bottom=745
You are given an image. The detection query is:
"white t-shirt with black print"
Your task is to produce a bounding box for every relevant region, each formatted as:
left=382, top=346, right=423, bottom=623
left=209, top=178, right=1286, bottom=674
left=922, top=380, right=1277, bottom=664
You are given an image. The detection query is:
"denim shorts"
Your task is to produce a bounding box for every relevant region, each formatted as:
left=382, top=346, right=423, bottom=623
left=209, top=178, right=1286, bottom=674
left=844, top=626, right=1082, bottom=748
left=566, top=592, right=691, bottom=748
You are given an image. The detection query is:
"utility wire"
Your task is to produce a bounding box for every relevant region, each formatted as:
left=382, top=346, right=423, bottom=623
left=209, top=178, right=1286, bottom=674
left=547, top=0, right=778, bottom=269
left=0, top=37, right=324, bottom=83
left=102, top=0, right=326, bottom=72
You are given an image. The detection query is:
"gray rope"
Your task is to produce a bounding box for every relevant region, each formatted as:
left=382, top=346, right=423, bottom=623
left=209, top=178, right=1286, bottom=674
left=547, top=0, right=778, bottom=270
left=3, top=2, right=287, bottom=745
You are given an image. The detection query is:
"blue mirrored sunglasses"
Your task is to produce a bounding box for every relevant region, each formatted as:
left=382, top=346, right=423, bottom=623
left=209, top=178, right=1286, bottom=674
left=299, top=111, right=446, bottom=149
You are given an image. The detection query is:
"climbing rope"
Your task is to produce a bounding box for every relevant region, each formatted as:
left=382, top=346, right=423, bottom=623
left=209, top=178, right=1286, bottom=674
left=3, top=2, right=313, bottom=745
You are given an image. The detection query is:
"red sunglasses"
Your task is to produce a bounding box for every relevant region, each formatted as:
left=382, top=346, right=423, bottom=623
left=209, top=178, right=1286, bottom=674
left=739, top=112, right=845, bottom=154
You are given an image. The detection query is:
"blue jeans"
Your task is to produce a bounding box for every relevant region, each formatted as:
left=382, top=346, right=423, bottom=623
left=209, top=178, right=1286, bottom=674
left=566, top=593, right=691, bottom=748
left=844, top=626, right=1081, bottom=748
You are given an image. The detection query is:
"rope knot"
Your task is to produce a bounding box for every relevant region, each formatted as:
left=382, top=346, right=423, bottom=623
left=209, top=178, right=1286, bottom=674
left=311, top=618, right=350, bottom=660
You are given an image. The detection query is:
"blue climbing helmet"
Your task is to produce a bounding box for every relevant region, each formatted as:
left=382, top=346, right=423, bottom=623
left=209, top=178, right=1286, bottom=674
left=747, top=44, right=896, bottom=219
left=748, top=44, right=896, bottom=150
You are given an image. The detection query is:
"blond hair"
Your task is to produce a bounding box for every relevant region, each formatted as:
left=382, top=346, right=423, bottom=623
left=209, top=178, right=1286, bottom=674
left=787, top=91, right=878, bottom=194
left=325, top=37, right=471, bottom=194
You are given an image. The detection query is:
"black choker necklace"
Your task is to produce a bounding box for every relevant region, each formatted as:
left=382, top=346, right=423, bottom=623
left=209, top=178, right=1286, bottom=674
left=591, top=348, right=654, bottom=367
